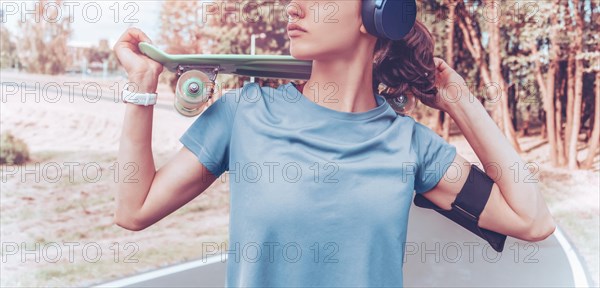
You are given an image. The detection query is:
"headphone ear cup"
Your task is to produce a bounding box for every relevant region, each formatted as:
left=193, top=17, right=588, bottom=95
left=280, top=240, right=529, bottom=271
left=388, top=93, right=416, bottom=115
left=361, top=0, right=378, bottom=38
left=379, top=84, right=417, bottom=115
left=362, top=0, right=417, bottom=41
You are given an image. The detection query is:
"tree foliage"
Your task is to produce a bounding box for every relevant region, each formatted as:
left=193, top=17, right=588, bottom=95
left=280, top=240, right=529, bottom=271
left=0, top=26, right=19, bottom=69
left=16, top=0, right=72, bottom=75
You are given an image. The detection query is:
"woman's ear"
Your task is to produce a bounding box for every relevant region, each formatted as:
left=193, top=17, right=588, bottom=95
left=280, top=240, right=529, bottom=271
left=360, top=23, right=369, bottom=35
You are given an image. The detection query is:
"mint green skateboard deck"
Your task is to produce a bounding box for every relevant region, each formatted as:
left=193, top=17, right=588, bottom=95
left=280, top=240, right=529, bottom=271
left=138, top=42, right=312, bottom=80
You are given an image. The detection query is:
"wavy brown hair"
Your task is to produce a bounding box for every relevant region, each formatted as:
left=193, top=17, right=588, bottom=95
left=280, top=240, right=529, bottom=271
left=372, top=20, right=438, bottom=108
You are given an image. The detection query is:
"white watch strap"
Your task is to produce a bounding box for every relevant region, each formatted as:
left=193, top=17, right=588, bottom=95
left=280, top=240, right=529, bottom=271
left=122, top=84, right=158, bottom=106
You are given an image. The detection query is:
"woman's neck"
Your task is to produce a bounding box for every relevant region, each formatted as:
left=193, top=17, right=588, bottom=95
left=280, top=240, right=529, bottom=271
left=301, top=53, right=377, bottom=114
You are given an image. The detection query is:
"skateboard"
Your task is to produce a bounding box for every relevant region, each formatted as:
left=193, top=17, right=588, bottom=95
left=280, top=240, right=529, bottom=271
left=138, top=42, right=312, bottom=117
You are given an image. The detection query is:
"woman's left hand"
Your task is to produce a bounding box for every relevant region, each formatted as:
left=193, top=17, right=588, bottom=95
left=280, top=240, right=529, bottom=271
left=428, top=57, right=471, bottom=113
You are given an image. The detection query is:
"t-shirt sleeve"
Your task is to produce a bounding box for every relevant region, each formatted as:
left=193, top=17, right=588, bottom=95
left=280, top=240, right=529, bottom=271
left=412, top=121, right=458, bottom=194
left=179, top=87, right=241, bottom=178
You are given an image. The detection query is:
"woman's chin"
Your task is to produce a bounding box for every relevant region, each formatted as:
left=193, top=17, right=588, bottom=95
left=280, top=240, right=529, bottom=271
left=289, top=46, right=316, bottom=61
left=290, top=52, right=313, bottom=61
left=289, top=43, right=347, bottom=62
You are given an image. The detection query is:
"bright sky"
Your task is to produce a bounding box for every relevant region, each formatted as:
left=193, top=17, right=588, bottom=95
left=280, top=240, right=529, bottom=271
left=1, top=1, right=163, bottom=48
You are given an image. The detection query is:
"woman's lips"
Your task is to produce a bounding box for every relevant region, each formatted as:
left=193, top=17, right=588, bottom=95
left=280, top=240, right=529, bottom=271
left=287, top=29, right=306, bottom=37
left=287, top=23, right=307, bottom=32
left=287, top=23, right=307, bottom=37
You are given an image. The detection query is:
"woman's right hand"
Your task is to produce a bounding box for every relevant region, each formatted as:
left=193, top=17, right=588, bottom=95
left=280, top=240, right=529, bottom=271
left=113, top=27, right=164, bottom=93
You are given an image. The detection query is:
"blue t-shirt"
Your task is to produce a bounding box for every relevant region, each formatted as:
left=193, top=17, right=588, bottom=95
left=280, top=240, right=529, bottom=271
left=180, top=82, right=457, bottom=287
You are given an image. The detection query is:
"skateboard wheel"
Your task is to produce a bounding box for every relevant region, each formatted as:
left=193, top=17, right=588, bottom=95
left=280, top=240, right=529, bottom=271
left=389, top=94, right=416, bottom=115
left=175, top=71, right=214, bottom=117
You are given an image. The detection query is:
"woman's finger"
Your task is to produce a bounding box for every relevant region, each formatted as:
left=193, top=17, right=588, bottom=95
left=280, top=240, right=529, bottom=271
left=116, top=27, right=152, bottom=44
left=433, top=57, right=449, bottom=72
left=113, top=28, right=153, bottom=56
left=128, top=27, right=153, bottom=44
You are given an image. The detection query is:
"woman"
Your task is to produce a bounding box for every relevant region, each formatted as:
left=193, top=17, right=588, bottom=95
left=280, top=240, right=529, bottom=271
left=112, top=1, right=556, bottom=287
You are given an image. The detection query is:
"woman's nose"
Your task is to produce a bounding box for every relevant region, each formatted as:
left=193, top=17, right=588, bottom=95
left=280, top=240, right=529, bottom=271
left=285, top=1, right=304, bottom=21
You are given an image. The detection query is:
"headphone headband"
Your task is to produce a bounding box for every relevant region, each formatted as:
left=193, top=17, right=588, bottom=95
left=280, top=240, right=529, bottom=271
left=362, top=0, right=417, bottom=41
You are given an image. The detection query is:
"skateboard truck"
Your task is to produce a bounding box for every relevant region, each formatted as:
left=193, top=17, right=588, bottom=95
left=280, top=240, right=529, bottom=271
left=174, top=66, right=220, bottom=117
left=176, top=65, right=220, bottom=78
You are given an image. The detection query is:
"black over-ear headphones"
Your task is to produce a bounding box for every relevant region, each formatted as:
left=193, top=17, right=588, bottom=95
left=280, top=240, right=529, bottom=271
left=362, top=0, right=418, bottom=41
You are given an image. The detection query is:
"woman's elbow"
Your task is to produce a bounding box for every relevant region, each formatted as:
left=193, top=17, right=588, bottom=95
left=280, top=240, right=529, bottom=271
left=521, top=217, right=557, bottom=242
left=113, top=212, right=148, bottom=232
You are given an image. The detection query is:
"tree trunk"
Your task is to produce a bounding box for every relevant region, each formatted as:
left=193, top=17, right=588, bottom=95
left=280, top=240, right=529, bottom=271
left=547, top=68, right=559, bottom=165
left=567, top=0, right=585, bottom=169
left=486, top=0, right=521, bottom=153
left=568, top=57, right=584, bottom=169
left=456, top=4, right=495, bottom=111
left=532, top=40, right=558, bottom=166
left=502, top=81, right=521, bottom=151
left=581, top=73, right=599, bottom=169
left=440, top=0, right=457, bottom=141
left=562, top=0, right=575, bottom=161
left=556, top=95, right=566, bottom=167
left=556, top=64, right=567, bottom=166
left=546, top=0, right=561, bottom=166
left=434, top=111, right=444, bottom=135
left=565, top=54, right=575, bottom=157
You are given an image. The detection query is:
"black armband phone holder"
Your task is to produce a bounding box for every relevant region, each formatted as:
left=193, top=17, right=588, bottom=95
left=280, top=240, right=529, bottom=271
left=413, top=164, right=507, bottom=252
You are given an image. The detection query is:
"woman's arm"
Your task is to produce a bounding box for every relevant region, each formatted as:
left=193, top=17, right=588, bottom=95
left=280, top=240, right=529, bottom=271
left=420, top=58, right=556, bottom=242
left=113, top=28, right=218, bottom=231
left=112, top=27, right=161, bottom=229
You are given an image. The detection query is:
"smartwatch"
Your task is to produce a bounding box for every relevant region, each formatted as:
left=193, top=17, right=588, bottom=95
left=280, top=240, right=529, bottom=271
left=122, top=84, right=158, bottom=106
